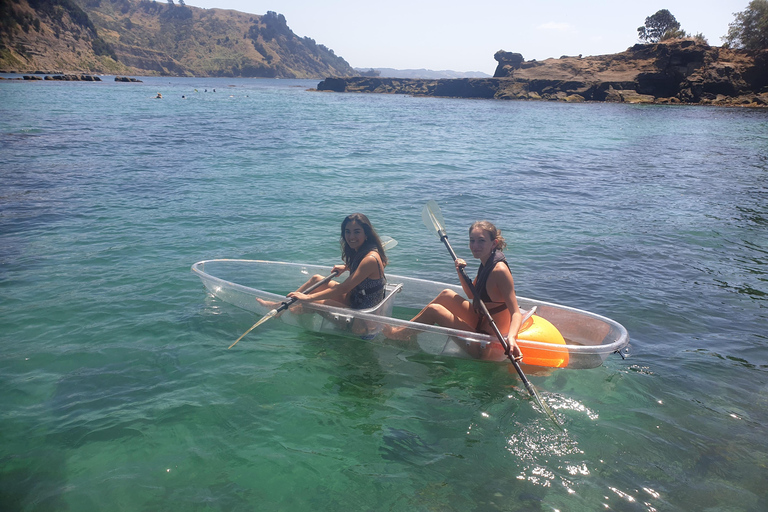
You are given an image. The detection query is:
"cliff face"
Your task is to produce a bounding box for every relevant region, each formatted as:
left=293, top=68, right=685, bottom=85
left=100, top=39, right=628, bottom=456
left=0, top=0, right=120, bottom=74
left=318, top=40, right=768, bottom=106
left=0, top=0, right=356, bottom=78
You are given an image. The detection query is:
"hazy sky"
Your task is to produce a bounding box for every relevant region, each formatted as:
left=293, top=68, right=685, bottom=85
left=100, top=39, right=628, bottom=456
left=183, top=0, right=749, bottom=74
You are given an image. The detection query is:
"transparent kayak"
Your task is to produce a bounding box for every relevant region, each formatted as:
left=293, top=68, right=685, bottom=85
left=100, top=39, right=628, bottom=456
left=192, top=259, right=630, bottom=369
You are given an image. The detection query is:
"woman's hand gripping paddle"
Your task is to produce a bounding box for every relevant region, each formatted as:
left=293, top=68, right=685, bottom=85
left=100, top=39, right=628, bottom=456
left=422, top=201, right=561, bottom=428
left=228, top=236, right=398, bottom=349
left=227, top=270, right=339, bottom=349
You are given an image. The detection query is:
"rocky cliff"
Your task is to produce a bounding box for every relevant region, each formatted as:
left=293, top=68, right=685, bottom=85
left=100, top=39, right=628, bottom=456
left=318, top=40, right=768, bottom=106
left=0, top=0, right=356, bottom=78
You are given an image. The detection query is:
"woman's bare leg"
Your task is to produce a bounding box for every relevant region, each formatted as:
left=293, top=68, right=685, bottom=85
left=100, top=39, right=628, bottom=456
left=410, top=289, right=477, bottom=328
left=296, top=274, right=332, bottom=293
left=385, top=289, right=478, bottom=340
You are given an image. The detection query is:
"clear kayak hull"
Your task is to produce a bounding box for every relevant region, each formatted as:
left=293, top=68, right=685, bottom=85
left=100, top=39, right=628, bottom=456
left=192, top=259, right=630, bottom=369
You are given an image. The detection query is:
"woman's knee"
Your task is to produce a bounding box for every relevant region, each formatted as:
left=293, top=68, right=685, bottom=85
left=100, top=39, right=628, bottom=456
left=419, top=303, right=444, bottom=322
left=436, top=289, right=459, bottom=301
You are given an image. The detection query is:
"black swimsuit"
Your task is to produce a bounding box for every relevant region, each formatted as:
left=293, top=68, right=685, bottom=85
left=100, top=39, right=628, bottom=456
left=473, top=250, right=510, bottom=330
left=348, top=251, right=386, bottom=309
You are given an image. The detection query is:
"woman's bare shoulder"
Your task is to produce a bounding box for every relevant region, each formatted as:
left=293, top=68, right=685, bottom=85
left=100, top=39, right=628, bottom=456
left=355, top=250, right=382, bottom=269
left=490, top=262, right=514, bottom=286
left=491, top=261, right=512, bottom=276
left=363, top=251, right=384, bottom=275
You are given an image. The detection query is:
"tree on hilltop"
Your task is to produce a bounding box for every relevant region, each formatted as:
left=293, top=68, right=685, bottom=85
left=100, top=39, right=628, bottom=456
left=637, top=9, right=683, bottom=43
left=723, top=0, right=768, bottom=49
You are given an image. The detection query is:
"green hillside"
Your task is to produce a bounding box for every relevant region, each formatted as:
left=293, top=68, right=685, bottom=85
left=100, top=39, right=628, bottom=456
left=0, top=0, right=356, bottom=77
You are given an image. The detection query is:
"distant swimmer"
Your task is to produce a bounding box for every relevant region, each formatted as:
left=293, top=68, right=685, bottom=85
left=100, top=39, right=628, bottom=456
left=182, top=95, right=186, bottom=99
left=155, top=92, right=162, bottom=99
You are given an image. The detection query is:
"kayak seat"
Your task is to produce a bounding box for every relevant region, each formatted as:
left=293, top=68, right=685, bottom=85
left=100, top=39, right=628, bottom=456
left=331, top=283, right=403, bottom=340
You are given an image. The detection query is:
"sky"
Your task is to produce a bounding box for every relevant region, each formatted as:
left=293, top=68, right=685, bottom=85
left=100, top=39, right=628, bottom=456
left=182, top=0, right=750, bottom=74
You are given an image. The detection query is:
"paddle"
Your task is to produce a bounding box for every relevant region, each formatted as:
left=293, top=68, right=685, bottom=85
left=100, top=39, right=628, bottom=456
left=227, top=270, right=339, bottom=349
left=228, top=236, right=398, bottom=350
left=421, top=200, right=561, bottom=427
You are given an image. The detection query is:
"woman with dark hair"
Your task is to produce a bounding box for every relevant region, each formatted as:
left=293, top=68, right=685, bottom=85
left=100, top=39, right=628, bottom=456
left=269, top=213, right=388, bottom=309
left=386, top=220, right=522, bottom=360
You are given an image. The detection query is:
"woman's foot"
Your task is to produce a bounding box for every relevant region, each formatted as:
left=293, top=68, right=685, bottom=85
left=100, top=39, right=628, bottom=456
left=256, top=297, right=280, bottom=309
left=256, top=297, right=299, bottom=315
left=383, top=325, right=416, bottom=342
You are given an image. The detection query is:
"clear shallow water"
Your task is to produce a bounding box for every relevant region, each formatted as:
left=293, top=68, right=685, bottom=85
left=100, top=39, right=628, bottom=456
left=1, top=76, right=767, bottom=511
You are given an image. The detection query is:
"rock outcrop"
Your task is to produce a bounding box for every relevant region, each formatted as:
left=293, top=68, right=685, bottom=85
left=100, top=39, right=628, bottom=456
left=44, top=74, right=102, bottom=81
left=16, top=74, right=102, bottom=81
left=318, top=77, right=500, bottom=99
left=318, top=40, right=768, bottom=106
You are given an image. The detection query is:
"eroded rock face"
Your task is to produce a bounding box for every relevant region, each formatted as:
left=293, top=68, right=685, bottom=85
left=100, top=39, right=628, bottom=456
left=318, top=40, right=768, bottom=106
left=493, top=51, right=524, bottom=75
left=491, top=40, right=767, bottom=104
left=316, top=77, right=347, bottom=92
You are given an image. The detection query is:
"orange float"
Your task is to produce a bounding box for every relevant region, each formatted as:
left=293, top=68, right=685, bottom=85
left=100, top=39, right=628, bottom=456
left=516, top=315, right=570, bottom=368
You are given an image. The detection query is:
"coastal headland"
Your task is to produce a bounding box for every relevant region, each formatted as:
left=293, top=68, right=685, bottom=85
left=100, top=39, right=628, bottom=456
left=318, top=40, right=768, bottom=106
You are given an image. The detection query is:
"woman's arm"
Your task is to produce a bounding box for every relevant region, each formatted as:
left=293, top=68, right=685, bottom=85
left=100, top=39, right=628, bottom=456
left=455, top=258, right=475, bottom=299
left=289, top=252, right=380, bottom=302
left=491, top=266, right=523, bottom=358
left=332, top=263, right=348, bottom=275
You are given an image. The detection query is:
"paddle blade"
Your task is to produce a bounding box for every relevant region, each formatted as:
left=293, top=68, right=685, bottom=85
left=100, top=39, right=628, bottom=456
left=524, top=377, right=562, bottom=429
left=422, top=200, right=447, bottom=237
left=381, top=236, right=398, bottom=252
left=228, top=309, right=277, bottom=349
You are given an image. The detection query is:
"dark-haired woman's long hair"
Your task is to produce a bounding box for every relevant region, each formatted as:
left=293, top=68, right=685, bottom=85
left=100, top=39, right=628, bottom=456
left=340, top=213, right=388, bottom=269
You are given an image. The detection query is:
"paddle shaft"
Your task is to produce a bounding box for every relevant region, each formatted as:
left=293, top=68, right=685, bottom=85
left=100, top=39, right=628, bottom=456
left=229, top=237, right=395, bottom=350
left=434, top=228, right=550, bottom=407
left=228, top=269, right=340, bottom=349
left=420, top=202, right=560, bottom=426
left=435, top=229, right=517, bottom=359
left=275, top=269, right=340, bottom=313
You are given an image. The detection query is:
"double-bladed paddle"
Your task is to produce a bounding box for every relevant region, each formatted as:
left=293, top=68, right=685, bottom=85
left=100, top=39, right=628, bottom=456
left=421, top=200, right=561, bottom=427
left=228, top=236, right=398, bottom=349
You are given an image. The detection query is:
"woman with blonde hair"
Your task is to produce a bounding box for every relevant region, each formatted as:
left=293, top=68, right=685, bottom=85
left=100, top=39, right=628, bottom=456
left=388, top=220, right=522, bottom=360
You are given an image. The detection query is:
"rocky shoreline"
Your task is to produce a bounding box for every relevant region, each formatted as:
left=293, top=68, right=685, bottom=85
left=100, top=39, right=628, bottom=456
left=1, top=74, right=143, bottom=82
left=11, top=74, right=103, bottom=81
left=318, top=40, right=768, bottom=107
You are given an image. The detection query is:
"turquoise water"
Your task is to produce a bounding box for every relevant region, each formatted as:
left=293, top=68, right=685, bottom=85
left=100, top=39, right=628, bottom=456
left=1, top=76, right=767, bottom=511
